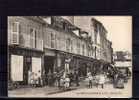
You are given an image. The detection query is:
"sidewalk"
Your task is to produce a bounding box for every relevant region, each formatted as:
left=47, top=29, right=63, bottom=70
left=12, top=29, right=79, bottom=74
left=8, top=80, right=86, bottom=97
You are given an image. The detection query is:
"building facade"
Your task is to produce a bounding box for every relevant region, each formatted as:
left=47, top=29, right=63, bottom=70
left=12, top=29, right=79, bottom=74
left=42, top=16, right=91, bottom=77
left=74, top=17, right=113, bottom=63
left=8, top=16, right=113, bottom=85
left=8, top=16, right=44, bottom=85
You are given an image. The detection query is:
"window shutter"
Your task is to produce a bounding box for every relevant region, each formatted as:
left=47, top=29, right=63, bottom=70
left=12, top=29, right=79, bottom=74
left=11, top=22, right=19, bottom=44
left=33, top=29, right=35, bottom=48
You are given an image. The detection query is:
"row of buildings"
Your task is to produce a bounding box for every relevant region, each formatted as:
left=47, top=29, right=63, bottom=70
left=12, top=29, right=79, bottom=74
left=8, top=16, right=113, bottom=85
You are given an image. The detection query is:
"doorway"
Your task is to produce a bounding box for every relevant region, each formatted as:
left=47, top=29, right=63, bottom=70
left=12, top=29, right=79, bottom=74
left=44, top=56, right=55, bottom=75
left=23, top=56, right=31, bottom=85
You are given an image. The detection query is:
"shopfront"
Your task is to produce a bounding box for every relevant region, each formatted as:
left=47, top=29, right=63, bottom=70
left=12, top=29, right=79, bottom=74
left=55, top=50, right=106, bottom=78
left=74, top=55, right=96, bottom=77
left=8, top=46, right=43, bottom=85
left=55, top=51, right=78, bottom=75
left=44, top=48, right=56, bottom=76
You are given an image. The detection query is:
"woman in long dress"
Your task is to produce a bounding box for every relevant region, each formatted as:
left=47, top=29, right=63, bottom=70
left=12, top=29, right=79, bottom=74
left=98, top=73, right=105, bottom=89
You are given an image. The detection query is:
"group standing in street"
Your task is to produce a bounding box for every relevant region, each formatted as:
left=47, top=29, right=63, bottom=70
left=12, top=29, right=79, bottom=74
left=86, top=71, right=106, bottom=89
left=26, top=63, right=130, bottom=91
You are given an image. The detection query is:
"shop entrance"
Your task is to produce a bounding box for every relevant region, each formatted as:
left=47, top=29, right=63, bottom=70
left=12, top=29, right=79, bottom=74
left=23, top=56, right=32, bottom=85
left=79, top=62, right=87, bottom=77
left=44, top=56, right=55, bottom=75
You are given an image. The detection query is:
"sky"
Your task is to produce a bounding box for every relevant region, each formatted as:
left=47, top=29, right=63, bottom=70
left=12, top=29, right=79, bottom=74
left=74, top=16, right=132, bottom=53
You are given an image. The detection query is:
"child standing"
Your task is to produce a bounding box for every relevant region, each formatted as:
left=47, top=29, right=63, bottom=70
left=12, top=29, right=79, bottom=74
left=59, top=77, right=65, bottom=90
left=88, top=74, right=93, bottom=88
left=98, top=73, right=105, bottom=89
left=64, top=75, right=70, bottom=90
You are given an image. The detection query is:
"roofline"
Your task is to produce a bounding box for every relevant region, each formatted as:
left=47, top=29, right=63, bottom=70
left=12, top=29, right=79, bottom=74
left=24, top=16, right=46, bottom=24
left=91, top=17, right=108, bottom=33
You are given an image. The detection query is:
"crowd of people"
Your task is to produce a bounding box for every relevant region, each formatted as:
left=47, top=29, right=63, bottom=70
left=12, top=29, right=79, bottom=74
left=28, top=69, right=80, bottom=91
left=85, top=71, right=106, bottom=89
left=27, top=65, right=131, bottom=90
left=8, top=60, right=131, bottom=91
left=84, top=65, right=131, bottom=89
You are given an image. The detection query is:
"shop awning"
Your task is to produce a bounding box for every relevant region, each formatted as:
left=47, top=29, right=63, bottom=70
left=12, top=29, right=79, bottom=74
left=55, top=49, right=96, bottom=62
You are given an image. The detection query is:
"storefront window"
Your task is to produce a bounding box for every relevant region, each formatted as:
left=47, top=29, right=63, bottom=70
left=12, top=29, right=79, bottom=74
left=11, top=55, right=23, bottom=81
left=32, top=57, right=42, bottom=78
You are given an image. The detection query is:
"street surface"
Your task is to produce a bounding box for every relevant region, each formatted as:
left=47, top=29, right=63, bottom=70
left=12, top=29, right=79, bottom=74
left=8, top=78, right=132, bottom=98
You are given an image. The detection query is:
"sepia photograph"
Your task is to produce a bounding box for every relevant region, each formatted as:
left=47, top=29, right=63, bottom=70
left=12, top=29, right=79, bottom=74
left=7, top=16, right=132, bottom=98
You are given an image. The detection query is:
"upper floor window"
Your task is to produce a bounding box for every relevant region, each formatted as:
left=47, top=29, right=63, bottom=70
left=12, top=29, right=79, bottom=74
left=11, top=22, right=20, bottom=44
left=12, top=22, right=19, bottom=33
left=94, top=23, right=98, bottom=33
left=30, top=28, right=37, bottom=48
left=34, top=30, right=37, bottom=48
left=82, top=44, right=85, bottom=55
left=97, top=32, right=100, bottom=44
left=92, top=49, right=94, bottom=57
left=55, top=34, right=57, bottom=49
left=66, top=38, right=71, bottom=52
left=88, top=48, right=90, bottom=56
left=30, top=28, right=34, bottom=36
left=77, top=42, right=80, bottom=54
left=71, top=40, right=73, bottom=52
left=51, top=33, right=55, bottom=48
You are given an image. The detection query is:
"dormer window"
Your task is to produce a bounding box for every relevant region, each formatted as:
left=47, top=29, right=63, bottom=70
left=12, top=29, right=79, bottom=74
left=72, top=29, right=79, bottom=36
left=43, top=17, right=51, bottom=24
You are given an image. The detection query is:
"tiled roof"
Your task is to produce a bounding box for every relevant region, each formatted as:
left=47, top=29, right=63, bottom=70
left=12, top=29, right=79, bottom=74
left=24, top=16, right=46, bottom=24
